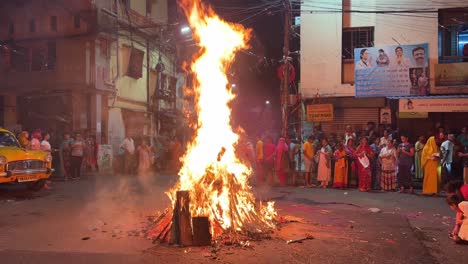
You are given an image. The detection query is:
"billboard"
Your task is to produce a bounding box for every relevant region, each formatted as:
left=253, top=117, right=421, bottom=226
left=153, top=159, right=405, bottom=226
left=399, top=98, right=468, bottom=113
left=434, top=63, right=468, bottom=94
left=354, top=43, right=429, bottom=97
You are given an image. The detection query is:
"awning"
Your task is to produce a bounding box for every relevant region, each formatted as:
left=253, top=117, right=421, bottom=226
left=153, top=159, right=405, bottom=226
left=387, top=95, right=468, bottom=99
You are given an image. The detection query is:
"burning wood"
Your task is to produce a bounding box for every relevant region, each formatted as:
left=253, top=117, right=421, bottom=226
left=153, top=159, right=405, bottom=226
left=146, top=0, right=277, bottom=246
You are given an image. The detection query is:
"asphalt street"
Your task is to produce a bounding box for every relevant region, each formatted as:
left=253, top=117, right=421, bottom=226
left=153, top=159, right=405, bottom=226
left=0, top=172, right=466, bottom=264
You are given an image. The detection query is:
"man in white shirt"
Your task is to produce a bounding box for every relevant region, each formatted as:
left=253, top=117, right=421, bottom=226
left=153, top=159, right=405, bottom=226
left=441, top=134, right=455, bottom=184
left=120, top=133, right=135, bottom=175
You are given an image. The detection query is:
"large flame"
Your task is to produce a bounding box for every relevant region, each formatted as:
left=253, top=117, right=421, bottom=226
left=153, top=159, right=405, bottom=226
left=168, top=0, right=276, bottom=236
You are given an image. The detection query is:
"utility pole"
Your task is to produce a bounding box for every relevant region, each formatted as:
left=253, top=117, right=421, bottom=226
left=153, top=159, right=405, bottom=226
left=281, top=0, right=291, bottom=138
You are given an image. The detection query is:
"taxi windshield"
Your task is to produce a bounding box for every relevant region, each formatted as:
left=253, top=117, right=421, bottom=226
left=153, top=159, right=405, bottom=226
left=0, top=132, right=20, bottom=148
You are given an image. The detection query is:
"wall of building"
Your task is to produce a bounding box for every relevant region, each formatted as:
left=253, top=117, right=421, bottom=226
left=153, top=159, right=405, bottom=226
left=300, top=0, right=445, bottom=98
left=0, top=38, right=89, bottom=92
left=0, top=1, right=92, bottom=40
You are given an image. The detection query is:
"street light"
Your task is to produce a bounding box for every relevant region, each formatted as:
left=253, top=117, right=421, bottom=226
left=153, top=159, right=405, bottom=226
left=231, top=84, right=236, bottom=88
left=265, top=100, right=270, bottom=105
left=180, top=26, right=191, bottom=34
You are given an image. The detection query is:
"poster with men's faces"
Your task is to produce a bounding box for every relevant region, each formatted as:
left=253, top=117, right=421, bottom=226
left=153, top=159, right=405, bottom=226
left=354, top=43, right=429, bottom=97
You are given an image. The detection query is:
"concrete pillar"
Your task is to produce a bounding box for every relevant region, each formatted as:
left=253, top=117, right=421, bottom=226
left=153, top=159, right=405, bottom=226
left=4, top=95, right=18, bottom=130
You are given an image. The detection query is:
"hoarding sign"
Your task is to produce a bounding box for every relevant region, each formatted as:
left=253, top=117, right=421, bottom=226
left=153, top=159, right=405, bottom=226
left=434, top=63, right=468, bottom=94
left=354, top=43, right=429, bottom=97
left=399, top=98, right=468, bottom=113
left=306, top=104, right=334, bottom=122
left=398, top=112, right=429, bottom=119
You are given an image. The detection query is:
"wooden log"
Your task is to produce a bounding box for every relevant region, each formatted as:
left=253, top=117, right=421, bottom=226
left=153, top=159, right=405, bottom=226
left=170, top=197, right=180, bottom=244
left=176, top=191, right=193, bottom=246
left=192, top=217, right=212, bottom=246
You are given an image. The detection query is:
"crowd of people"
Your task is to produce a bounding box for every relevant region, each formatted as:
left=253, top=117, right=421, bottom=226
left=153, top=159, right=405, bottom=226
left=252, top=122, right=468, bottom=243
left=116, top=133, right=183, bottom=176
left=12, top=127, right=185, bottom=181
left=253, top=122, right=468, bottom=193
left=16, top=129, right=99, bottom=182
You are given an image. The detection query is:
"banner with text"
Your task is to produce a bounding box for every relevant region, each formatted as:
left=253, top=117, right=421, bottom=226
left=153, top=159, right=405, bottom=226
left=399, top=98, right=468, bottom=113
left=355, top=43, right=429, bottom=97
left=306, top=104, right=334, bottom=122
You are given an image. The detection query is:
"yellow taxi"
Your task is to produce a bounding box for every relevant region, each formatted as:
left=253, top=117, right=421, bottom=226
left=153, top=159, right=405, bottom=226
left=0, top=128, right=54, bottom=191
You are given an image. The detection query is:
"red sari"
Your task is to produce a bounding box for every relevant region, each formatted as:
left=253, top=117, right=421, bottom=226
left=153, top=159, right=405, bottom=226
left=355, top=144, right=374, bottom=192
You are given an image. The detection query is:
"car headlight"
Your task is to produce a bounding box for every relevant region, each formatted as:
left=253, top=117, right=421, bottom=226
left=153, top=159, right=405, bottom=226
left=0, top=156, right=7, bottom=165
left=45, top=153, right=52, bottom=163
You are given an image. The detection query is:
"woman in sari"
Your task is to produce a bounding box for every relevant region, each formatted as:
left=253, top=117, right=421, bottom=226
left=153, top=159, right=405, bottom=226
left=333, top=142, right=348, bottom=188
left=414, top=135, right=426, bottom=179
left=422, top=136, right=441, bottom=195
left=356, top=137, right=374, bottom=192
left=275, top=137, right=289, bottom=187
left=137, top=138, right=153, bottom=176
left=317, top=138, right=332, bottom=188
left=397, top=135, right=415, bottom=194
left=345, top=138, right=358, bottom=188
left=379, top=140, right=398, bottom=191
left=263, top=136, right=276, bottom=186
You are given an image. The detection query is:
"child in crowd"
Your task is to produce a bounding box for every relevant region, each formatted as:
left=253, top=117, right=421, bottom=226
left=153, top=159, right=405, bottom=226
left=447, top=193, right=468, bottom=243
left=445, top=181, right=468, bottom=243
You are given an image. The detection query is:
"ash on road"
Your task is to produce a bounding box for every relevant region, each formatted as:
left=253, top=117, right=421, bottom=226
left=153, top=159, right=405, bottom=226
left=0, top=173, right=466, bottom=264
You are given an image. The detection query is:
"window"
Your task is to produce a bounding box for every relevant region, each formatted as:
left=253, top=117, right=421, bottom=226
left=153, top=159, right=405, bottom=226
left=342, top=27, right=374, bottom=83
left=342, top=27, right=374, bottom=60
left=438, top=8, right=468, bottom=63
left=47, top=41, right=56, bottom=70
left=31, top=47, right=46, bottom=71
left=8, top=22, right=14, bottom=36
left=29, top=19, right=36, bottom=33
left=11, top=45, right=29, bottom=72
left=99, top=38, right=109, bottom=58
left=50, top=16, right=57, bottom=32
left=74, top=14, right=81, bottom=28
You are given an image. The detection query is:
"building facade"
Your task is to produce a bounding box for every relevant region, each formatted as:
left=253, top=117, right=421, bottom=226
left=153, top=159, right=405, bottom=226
left=300, top=0, right=468, bottom=138
left=0, top=0, right=185, bottom=150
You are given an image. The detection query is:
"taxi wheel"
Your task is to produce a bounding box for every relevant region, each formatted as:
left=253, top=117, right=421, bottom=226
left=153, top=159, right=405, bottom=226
left=26, top=179, right=46, bottom=191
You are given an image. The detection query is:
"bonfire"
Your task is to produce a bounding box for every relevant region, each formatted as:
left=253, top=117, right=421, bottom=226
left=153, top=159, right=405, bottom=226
left=146, top=0, right=277, bottom=246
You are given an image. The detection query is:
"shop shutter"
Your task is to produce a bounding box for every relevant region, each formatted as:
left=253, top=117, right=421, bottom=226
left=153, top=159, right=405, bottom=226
left=320, top=108, right=379, bottom=135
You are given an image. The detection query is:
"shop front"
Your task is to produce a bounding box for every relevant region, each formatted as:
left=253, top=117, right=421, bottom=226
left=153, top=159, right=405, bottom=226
left=305, top=97, right=386, bottom=135
left=393, top=96, right=468, bottom=139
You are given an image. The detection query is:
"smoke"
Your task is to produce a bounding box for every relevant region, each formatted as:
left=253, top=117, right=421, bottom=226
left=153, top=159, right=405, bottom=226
left=76, top=170, right=178, bottom=241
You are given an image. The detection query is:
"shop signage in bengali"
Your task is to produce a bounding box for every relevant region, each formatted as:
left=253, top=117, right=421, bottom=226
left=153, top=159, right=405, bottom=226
left=434, top=63, right=468, bottom=93
left=398, top=112, right=429, bottom=119
left=306, top=104, right=334, bottom=122
left=399, top=98, right=468, bottom=113
left=354, top=43, right=429, bottom=97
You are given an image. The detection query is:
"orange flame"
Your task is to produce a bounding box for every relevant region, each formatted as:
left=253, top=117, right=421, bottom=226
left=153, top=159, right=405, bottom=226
left=168, top=0, right=276, bottom=236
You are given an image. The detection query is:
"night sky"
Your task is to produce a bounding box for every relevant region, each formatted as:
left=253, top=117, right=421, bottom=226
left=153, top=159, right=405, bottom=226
left=206, top=0, right=294, bottom=135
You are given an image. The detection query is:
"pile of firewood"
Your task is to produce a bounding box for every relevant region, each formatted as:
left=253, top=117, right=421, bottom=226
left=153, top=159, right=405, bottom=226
left=146, top=191, right=212, bottom=246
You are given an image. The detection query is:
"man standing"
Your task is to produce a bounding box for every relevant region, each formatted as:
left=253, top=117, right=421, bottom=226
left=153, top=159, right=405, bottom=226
left=303, top=135, right=315, bottom=187
left=120, top=133, right=135, bottom=175
left=441, top=134, right=455, bottom=184
left=70, top=132, right=86, bottom=180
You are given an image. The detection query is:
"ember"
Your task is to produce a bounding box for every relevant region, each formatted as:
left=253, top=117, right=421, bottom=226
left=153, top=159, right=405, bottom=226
left=147, top=0, right=277, bottom=245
